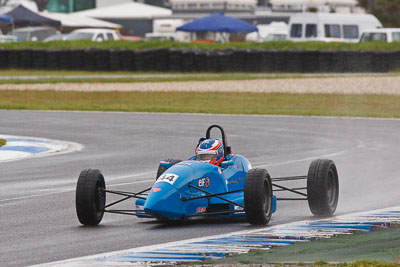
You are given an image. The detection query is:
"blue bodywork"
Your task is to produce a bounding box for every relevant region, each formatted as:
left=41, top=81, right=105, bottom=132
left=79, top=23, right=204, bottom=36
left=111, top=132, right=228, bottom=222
left=136, top=154, right=277, bottom=220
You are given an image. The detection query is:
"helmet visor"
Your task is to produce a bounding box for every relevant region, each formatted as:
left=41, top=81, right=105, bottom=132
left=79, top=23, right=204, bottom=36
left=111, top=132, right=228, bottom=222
left=197, top=153, right=217, bottom=161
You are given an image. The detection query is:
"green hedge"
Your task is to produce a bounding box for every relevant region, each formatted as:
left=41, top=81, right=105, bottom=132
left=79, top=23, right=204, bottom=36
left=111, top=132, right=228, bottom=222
left=1, top=40, right=400, bottom=51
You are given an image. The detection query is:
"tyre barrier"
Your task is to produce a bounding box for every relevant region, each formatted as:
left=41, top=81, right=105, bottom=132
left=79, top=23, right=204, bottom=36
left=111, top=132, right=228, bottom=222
left=7, top=49, right=20, bottom=69
left=31, top=49, right=46, bottom=69
left=46, top=50, right=60, bottom=70
left=118, top=49, right=134, bottom=71
left=0, top=48, right=399, bottom=72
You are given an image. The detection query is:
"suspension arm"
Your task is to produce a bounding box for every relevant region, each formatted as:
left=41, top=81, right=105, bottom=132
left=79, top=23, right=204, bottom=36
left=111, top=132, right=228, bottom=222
left=272, top=183, right=308, bottom=197
left=182, top=189, right=243, bottom=201
left=102, top=187, right=151, bottom=209
left=272, top=175, right=307, bottom=182
left=187, top=184, right=244, bottom=208
left=104, top=209, right=151, bottom=216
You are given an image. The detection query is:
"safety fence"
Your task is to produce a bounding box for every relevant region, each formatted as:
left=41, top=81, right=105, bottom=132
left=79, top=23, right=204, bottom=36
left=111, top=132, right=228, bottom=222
left=1, top=48, right=399, bottom=72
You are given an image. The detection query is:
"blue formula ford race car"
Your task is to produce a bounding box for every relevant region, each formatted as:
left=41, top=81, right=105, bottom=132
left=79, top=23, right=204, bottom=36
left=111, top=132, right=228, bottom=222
left=75, top=125, right=339, bottom=226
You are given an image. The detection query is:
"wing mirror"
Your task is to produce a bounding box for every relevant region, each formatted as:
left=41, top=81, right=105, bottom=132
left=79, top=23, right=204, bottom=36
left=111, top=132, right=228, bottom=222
left=220, top=160, right=234, bottom=168
left=160, top=161, right=173, bottom=168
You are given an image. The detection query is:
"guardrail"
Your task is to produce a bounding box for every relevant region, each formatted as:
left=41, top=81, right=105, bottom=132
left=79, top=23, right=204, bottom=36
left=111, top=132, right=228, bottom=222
left=1, top=48, right=399, bottom=72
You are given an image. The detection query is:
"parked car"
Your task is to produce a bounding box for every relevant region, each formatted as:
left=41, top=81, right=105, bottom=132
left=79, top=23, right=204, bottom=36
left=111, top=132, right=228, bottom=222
left=288, top=13, right=382, bottom=42
left=144, top=32, right=176, bottom=41
left=11, top=26, right=60, bottom=41
left=359, top=28, right=400, bottom=43
left=43, top=33, right=69, bottom=42
left=264, top=33, right=287, bottom=41
left=120, top=35, right=143, bottom=41
left=0, top=32, right=18, bottom=42
left=66, top=28, right=119, bottom=41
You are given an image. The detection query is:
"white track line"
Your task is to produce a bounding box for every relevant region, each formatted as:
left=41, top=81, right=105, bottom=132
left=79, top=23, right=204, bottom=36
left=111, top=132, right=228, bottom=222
left=0, top=173, right=155, bottom=204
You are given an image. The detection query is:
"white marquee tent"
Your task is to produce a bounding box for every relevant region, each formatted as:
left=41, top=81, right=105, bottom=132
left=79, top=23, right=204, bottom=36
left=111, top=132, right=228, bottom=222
left=74, top=2, right=172, bottom=20
left=39, top=11, right=122, bottom=29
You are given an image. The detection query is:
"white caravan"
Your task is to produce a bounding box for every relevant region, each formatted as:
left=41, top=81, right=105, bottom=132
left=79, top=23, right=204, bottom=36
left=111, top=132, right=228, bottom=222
left=359, top=28, right=400, bottom=43
left=145, top=19, right=190, bottom=42
left=288, top=13, right=382, bottom=42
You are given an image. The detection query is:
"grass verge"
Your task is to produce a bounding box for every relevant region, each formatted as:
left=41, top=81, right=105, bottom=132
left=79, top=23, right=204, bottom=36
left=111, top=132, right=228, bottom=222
left=205, top=225, right=400, bottom=265
left=0, top=69, right=147, bottom=76
left=0, top=90, right=399, bottom=118
left=0, top=72, right=308, bottom=84
left=0, top=70, right=398, bottom=84
left=0, top=138, right=6, bottom=147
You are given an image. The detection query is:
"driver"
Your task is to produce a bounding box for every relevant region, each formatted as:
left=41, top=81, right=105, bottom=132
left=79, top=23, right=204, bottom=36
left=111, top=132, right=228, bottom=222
left=196, top=138, right=224, bottom=166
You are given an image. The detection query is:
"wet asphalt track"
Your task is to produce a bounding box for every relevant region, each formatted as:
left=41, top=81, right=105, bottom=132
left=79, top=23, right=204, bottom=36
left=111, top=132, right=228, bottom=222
left=0, top=110, right=399, bottom=266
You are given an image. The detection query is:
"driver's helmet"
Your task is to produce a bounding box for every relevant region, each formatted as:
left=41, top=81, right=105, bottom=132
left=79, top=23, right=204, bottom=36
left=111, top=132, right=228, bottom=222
left=196, top=138, right=224, bottom=165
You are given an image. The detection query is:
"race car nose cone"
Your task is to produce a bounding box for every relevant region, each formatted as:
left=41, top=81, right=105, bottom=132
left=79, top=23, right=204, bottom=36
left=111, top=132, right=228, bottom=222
left=144, top=182, right=183, bottom=220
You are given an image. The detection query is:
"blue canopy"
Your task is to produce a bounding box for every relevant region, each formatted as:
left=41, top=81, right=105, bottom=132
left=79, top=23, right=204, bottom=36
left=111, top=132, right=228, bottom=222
left=0, top=14, right=13, bottom=23
left=177, top=13, right=257, bottom=33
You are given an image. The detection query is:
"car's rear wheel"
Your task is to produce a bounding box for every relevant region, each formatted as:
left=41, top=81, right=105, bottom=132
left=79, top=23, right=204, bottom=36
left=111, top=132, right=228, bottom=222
left=156, top=159, right=182, bottom=179
left=76, top=169, right=106, bottom=226
left=307, top=159, right=339, bottom=217
left=244, top=168, right=273, bottom=225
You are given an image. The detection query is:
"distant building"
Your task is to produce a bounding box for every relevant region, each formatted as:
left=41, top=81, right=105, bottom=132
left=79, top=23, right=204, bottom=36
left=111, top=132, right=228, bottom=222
left=169, top=0, right=257, bottom=13
left=45, top=0, right=260, bottom=15
left=46, top=0, right=95, bottom=13
left=256, top=0, right=270, bottom=7
left=46, top=0, right=135, bottom=13
left=46, top=0, right=172, bottom=13
left=142, top=0, right=170, bottom=8
left=96, top=0, right=133, bottom=8
left=269, top=0, right=365, bottom=13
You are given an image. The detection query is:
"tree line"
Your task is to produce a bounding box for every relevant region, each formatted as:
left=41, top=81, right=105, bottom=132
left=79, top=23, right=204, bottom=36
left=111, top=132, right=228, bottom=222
left=358, top=0, right=399, bottom=27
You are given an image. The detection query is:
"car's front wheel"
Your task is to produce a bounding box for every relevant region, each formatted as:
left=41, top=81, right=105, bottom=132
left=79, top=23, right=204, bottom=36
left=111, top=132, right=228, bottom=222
left=76, top=169, right=106, bottom=226
left=307, top=159, right=339, bottom=217
left=244, top=168, right=273, bottom=225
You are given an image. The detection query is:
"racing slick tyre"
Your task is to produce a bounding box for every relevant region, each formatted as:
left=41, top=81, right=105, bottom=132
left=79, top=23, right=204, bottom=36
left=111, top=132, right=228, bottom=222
left=156, top=159, right=182, bottom=179
left=244, top=168, right=273, bottom=225
left=76, top=169, right=106, bottom=226
left=307, top=159, right=339, bottom=217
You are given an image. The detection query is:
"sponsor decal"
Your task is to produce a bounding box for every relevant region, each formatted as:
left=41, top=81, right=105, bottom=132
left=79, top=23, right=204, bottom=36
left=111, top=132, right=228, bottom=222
left=153, top=188, right=161, bottom=192
left=226, top=177, right=244, bottom=185
left=156, top=173, right=179, bottom=185
left=234, top=206, right=244, bottom=211
left=197, top=207, right=207, bottom=213
left=198, top=177, right=210, bottom=187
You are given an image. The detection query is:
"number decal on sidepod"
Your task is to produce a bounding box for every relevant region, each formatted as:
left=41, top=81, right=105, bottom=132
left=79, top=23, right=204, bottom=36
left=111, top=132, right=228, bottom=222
left=156, top=174, right=179, bottom=185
